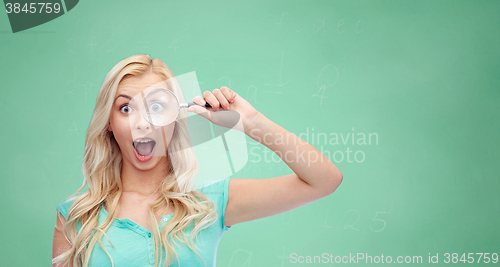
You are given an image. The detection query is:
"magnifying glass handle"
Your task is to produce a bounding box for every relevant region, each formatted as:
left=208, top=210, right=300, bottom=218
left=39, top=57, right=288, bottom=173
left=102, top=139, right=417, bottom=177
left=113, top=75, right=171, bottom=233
left=186, top=102, right=212, bottom=108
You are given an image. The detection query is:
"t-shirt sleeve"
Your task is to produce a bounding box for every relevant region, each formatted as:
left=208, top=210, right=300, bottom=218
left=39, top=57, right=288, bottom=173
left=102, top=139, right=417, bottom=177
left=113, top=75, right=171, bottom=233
left=56, top=194, right=82, bottom=220
left=194, top=178, right=231, bottom=231
left=221, top=178, right=231, bottom=231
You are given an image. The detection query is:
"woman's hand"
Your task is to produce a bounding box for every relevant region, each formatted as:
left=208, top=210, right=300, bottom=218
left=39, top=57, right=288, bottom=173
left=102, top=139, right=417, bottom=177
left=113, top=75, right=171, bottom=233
left=188, top=86, right=261, bottom=134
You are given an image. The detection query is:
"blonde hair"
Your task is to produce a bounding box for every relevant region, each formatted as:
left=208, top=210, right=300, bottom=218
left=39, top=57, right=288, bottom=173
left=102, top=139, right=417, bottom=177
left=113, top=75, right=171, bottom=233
left=52, top=54, right=217, bottom=267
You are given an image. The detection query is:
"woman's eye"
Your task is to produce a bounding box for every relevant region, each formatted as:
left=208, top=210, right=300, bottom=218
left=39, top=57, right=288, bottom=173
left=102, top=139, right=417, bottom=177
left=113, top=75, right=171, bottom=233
left=149, top=102, right=164, bottom=113
left=120, top=105, right=133, bottom=113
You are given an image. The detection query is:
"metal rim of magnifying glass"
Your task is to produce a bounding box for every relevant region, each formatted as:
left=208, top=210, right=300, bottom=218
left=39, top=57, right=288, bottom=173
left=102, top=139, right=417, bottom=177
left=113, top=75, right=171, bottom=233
left=141, top=87, right=180, bottom=127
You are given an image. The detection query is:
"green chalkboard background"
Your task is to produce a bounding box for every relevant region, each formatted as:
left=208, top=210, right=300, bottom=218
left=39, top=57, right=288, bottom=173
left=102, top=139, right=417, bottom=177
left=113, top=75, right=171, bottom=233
left=1, top=0, right=499, bottom=266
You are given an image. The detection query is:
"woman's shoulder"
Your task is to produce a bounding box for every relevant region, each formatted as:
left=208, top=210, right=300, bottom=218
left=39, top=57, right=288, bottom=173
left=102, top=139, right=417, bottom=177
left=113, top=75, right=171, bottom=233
left=193, top=178, right=231, bottom=207
left=193, top=178, right=230, bottom=195
left=56, top=192, right=85, bottom=220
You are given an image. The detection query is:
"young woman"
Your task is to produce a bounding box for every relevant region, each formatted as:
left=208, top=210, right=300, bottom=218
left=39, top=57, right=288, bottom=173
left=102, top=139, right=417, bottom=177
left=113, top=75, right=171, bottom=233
left=52, top=54, right=343, bottom=267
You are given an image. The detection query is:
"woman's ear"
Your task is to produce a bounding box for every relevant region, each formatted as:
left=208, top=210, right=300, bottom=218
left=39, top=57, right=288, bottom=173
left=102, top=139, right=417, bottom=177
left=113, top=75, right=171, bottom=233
left=107, top=123, right=112, bottom=132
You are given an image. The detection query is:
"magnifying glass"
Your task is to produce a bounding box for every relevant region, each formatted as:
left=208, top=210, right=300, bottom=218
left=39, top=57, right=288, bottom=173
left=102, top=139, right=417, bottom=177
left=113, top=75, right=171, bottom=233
left=141, top=88, right=212, bottom=126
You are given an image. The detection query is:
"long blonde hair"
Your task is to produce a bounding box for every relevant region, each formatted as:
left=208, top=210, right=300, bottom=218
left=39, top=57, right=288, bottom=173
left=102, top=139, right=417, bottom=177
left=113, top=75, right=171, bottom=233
left=52, top=54, right=217, bottom=267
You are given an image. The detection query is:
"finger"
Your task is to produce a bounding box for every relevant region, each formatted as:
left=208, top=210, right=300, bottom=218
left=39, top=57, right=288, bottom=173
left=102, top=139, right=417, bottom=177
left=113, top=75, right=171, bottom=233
left=192, top=95, right=206, bottom=106
left=203, top=90, right=220, bottom=110
left=220, top=86, right=238, bottom=103
left=213, top=88, right=230, bottom=109
left=188, top=104, right=212, bottom=121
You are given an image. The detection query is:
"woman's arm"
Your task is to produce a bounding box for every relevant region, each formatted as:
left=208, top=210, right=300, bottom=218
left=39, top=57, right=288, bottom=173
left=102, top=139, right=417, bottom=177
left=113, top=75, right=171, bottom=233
left=224, top=112, right=342, bottom=226
left=247, top=111, right=342, bottom=193
left=189, top=87, right=343, bottom=227
left=52, top=212, right=71, bottom=267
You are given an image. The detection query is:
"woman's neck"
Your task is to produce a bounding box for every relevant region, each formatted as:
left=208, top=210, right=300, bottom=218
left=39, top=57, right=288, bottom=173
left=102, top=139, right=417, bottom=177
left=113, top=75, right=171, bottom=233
left=120, top=157, right=170, bottom=197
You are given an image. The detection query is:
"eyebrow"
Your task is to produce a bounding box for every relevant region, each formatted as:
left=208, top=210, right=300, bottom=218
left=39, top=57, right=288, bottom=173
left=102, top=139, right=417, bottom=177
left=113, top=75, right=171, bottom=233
left=115, top=94, right=132, bottom=101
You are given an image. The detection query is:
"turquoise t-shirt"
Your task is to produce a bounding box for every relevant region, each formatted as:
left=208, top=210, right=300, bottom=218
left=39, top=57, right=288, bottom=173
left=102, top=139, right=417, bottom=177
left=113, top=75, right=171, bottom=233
left=56, top=178, right=231, bottom=267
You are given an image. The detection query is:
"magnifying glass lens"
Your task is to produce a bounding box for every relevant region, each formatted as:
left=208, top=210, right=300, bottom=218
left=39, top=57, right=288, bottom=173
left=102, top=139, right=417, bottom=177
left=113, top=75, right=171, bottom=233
left=142, top=89, right=180, bottom=126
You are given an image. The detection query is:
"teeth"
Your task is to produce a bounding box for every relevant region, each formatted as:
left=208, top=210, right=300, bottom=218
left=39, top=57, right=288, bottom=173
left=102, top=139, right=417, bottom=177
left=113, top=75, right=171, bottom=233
left=133, top=139, right=156, bottom=150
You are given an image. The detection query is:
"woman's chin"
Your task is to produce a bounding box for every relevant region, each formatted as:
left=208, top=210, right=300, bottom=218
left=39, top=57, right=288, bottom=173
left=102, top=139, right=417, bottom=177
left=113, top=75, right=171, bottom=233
left=132, top=158, right=158, bottom=171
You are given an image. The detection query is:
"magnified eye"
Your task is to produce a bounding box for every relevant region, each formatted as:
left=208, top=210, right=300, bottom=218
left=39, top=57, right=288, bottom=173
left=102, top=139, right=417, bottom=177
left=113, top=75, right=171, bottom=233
left=148, top=102, right=165, bottom=113
left=120, top=105, right=133, bottom=113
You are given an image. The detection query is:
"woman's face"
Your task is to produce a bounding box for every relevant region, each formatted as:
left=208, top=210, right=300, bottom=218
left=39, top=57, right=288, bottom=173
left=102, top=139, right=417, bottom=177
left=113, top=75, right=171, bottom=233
left=108, top=72, right=176, bottom=171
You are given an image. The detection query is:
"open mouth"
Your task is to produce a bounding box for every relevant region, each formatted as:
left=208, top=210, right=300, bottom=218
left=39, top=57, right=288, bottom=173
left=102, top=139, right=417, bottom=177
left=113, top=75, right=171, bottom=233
left=133, top=138, right=156, bottom=156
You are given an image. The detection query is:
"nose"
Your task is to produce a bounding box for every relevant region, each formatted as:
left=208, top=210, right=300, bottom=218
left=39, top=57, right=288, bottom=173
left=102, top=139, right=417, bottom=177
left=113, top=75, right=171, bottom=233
left=132, top=112, right=152, bottom=131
